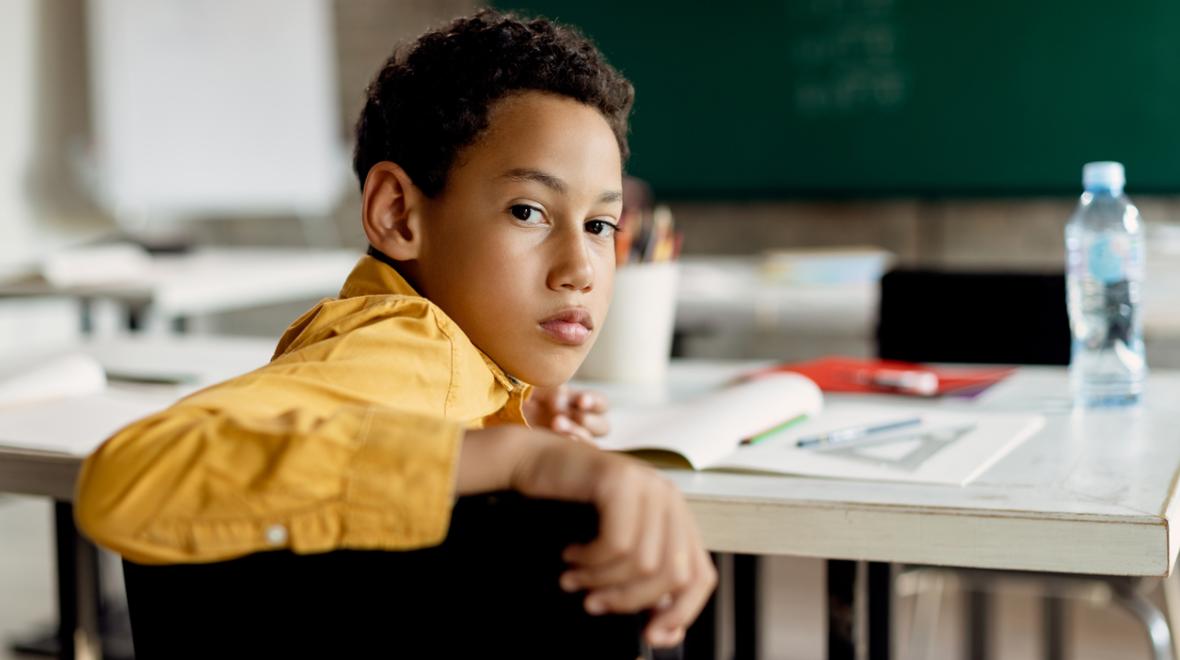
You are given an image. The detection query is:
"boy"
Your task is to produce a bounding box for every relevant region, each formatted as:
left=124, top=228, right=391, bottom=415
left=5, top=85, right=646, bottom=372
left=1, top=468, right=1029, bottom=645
left=75, top=9, right=715, bottom=650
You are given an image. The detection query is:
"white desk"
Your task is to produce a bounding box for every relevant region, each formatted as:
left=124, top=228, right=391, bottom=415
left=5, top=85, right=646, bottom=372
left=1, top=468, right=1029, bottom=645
left=0, top=247, right=359, bottom=333
left=0, top=335, right=276, bottom=500
left=3, top=344, right=1179, bottom=579
left=5, top=340, right=1180, bottom=660
left=642, top=362, right=1180, bottom=577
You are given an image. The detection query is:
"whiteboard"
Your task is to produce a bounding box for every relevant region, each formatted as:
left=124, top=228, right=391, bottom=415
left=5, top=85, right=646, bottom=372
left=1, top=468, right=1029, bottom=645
left=86, top=0, right=345, bottom=222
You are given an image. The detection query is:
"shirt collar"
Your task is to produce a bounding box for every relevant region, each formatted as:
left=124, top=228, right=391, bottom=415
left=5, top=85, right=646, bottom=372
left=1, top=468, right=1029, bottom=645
left=341, top=248, right=527, bottom=395
left=338, top=247, right=421, bottom=299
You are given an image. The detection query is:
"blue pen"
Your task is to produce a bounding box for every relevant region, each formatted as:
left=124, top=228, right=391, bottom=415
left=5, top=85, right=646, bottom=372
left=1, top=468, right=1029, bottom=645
left=796, top=416, right=923, bottom=449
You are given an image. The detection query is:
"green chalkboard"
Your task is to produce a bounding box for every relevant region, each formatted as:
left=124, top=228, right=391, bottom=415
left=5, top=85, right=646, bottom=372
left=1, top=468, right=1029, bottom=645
left=494, top=1, right=1180, bottom=198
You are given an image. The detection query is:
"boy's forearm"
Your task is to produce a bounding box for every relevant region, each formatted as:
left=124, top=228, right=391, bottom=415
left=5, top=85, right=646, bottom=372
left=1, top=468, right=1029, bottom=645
left=457, top=425, right=613, bottom=502
left=455, top=426, right=526, bottom=495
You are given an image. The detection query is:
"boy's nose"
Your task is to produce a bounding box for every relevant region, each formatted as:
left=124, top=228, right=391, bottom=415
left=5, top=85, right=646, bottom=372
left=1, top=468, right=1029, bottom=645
left=547, top=232, right=594, bottom=293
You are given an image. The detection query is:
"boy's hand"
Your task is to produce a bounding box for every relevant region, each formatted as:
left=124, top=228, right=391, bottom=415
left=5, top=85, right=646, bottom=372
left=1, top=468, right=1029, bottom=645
left=522, top=385, right=610, bottom=443
left=461, top=428, right=716, bottom=649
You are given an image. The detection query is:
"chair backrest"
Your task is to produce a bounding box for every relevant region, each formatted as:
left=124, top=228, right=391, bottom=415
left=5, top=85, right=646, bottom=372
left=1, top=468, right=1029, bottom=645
left=122, top=493, right=650, bottom=659
left=876, top=269, right=1070, bottom=365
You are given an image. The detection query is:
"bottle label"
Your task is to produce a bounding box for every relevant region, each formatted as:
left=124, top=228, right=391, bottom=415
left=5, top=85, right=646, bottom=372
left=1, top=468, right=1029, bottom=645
left=1087, top=234, right=1139, bottom=283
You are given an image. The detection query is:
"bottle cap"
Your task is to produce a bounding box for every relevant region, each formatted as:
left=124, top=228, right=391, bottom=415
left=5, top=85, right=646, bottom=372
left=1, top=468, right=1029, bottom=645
left=1083, top=161, right=1125, bottom=193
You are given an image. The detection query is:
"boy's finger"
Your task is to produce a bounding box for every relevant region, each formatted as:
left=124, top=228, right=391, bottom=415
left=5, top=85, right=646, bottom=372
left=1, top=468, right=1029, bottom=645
left=647, top=549, right=716, bottom=636
left=562, top=501, right=667, bottom=591
left=552, top=414, right=592, bottom=442
left=571, top=409, right=610, bottom=437
left=646, top=575, right=713, bottom=641
left=644, top=622, right=685, bottom=649
left=582, top=571, right=671, bottom=615
left=566, top=424, right=594, bottom=444
left=561, top=556, right=630, bottom=592
left=572, top=391, right=609, bottom=413
left=552, top=414, right=573, bottom=434
left=543, top=386, right=569, bottom=411
left=564, top=486, right=646, bottom=566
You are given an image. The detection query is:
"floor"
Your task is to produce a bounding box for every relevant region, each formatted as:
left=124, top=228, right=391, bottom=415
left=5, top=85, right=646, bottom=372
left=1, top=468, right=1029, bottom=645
left=0, top=494, right=1164, bottom=660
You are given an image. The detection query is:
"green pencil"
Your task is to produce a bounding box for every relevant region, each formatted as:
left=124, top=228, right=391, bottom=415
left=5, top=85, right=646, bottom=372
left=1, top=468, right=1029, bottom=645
left=742, top=414, right=809, bottom=446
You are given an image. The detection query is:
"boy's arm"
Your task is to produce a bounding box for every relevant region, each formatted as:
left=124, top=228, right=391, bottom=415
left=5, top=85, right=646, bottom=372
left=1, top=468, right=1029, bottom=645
left=75, top=402, right=463, bottom=565
left=76, top=300, right=471, bottom=565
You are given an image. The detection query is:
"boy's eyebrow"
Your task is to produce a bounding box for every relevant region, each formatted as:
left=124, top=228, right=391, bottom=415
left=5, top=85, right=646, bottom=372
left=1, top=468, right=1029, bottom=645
left=499, top=168, right=623, bottom=204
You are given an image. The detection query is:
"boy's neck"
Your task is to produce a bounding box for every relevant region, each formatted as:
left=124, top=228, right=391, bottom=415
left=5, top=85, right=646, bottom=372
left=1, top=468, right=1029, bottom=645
left=367, top=245, right=425, bottom=295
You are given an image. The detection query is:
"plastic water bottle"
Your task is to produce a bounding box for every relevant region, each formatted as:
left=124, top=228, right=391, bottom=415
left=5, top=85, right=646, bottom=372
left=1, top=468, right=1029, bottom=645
left=1065, top=161, right=1146, bottom=407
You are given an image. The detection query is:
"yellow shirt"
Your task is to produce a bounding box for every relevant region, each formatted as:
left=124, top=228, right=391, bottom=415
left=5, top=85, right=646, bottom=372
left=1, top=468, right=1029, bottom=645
left=75, top=255, right=532, bottom=565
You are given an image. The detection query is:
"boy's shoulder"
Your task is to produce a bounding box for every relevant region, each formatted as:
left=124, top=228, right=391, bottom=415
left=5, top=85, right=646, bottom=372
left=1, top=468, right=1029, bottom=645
left=273, top=291, right=463, bottom=359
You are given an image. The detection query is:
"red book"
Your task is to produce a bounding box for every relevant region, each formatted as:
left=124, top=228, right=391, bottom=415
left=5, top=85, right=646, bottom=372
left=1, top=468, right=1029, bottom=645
left=743, top=356, right=1014, bottom=398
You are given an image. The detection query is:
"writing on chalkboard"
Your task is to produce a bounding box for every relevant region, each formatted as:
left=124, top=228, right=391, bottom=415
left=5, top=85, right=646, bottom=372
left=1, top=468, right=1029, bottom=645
left=792, top=0, right=908, bottom=114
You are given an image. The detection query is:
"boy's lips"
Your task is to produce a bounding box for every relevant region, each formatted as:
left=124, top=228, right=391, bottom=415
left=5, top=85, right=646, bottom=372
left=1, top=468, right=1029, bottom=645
left=538, top=308, right=594, bottom=346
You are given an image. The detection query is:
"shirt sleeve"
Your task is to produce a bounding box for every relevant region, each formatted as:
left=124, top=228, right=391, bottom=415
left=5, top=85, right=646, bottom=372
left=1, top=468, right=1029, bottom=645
left=74, top=303, right=465, bottom=565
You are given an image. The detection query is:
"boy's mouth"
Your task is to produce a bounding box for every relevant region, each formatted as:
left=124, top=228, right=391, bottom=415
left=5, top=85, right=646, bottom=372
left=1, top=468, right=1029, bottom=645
left=538, top=308, right=594, bottom=346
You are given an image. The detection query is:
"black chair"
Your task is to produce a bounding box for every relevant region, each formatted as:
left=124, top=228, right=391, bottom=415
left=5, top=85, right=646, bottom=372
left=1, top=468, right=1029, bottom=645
left=123, top=493, right=660, bottom=659
left=877, top=269, right=1070, bottom=660
left=876, top=268, right=1070, bottom=366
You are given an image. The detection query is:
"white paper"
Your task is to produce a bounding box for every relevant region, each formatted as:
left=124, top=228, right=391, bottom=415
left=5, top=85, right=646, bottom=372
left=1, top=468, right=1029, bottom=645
left=712, top=403, right=1043, bottom=486
left=0, top=352, right=107, bottom=407
left=0, top=389, right=171, bottom=455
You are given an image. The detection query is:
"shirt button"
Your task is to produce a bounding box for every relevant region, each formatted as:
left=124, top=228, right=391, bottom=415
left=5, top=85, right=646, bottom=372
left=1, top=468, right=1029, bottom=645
left=265, top=524, right=288, bottom=546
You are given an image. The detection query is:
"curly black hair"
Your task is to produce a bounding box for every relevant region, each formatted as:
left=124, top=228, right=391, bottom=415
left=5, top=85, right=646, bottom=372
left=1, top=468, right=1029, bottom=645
left=352, top=9, right=634, bottom=196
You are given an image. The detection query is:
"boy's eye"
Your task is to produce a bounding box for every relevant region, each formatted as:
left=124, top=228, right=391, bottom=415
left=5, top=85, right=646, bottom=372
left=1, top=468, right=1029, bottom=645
left=585, top=219, right=618, bottom=238
left=510, top=204, right=542, bottom=223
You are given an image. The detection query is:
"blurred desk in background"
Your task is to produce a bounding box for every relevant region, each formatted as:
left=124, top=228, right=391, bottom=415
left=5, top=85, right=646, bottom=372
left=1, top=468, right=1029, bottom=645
left=676, top=256, right=879, bottom=361
left=0, top=335, right=276, bottom=660
left=677, top=255, right=1180, bottom=368
left=0, top=247, right=359, bottom=335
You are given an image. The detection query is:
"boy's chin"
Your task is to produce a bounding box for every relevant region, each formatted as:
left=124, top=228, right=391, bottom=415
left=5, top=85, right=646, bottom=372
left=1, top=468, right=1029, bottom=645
left=505, top=357, right=583, bottom=389
left=516, top=367, right=578, bottom=390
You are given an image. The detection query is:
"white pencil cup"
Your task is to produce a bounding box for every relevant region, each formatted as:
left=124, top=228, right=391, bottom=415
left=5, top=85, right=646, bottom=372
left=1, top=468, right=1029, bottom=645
left=577, top=261, right=679, bottom=385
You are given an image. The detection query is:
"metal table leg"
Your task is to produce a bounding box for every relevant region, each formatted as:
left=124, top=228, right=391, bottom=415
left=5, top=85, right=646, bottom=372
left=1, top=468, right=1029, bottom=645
left=734, top=554, right=759, bottom=660
left=828, top=560, right=891, bottom=660
left=52, top=501, right=102, bottom=660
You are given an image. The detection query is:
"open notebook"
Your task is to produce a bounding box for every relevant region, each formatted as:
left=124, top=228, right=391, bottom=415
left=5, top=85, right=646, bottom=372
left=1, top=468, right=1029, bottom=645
left=594, top=374, right=1043, bottom=486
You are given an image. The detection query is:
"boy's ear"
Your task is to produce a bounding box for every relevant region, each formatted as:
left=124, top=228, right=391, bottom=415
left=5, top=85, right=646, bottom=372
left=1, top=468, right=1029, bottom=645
left=361, top=162, right=425, bottom=261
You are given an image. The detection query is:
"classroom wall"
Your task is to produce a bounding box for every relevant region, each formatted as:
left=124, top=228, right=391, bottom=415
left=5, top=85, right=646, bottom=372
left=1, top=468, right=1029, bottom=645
left=673, top=196, right=1180, bottom=269
left=9, top=0, right=1176, bottom=269
left=314, top=0, right=1180, bottom=272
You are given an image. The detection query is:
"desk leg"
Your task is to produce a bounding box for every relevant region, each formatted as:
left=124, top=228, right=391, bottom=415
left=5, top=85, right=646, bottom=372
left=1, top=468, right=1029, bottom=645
left=828, top=560, right=857, bottom=660
left=685, top=553, right=721, bottom=660
left=54, top=501, right=102, bottom=660
left=1113, top=578, right=1174, bottom=660
left=53, top=502, right=77, bottom=660
left=962, top=589, right=990, bottom=660
left=1042, top=593, right=1064, bottom=660
left=868, top=562, right=892, bottom=660
left=733, top=554, right=758, bottom=660
left=828, top=560, right=891, bottom=660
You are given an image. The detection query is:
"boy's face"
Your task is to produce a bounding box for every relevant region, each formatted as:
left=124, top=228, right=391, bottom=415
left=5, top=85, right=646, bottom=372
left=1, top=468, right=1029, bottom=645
left=414, top=91, right=623, bottom=388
